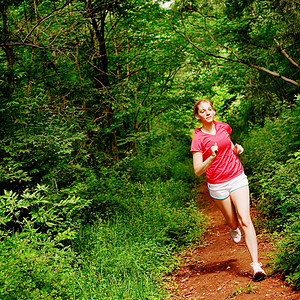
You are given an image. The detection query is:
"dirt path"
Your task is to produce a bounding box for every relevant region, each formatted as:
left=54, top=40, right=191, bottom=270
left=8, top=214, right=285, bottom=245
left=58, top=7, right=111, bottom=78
left=167, top=181, right=299, bottom=299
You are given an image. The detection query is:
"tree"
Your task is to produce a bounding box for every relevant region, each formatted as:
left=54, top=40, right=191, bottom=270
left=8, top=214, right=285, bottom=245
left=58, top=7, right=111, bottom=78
left=167, top=0, right=299, bottom=128
left=172, top=0, right=299, bottom=87
left=0, top=0, right=190, bottom=178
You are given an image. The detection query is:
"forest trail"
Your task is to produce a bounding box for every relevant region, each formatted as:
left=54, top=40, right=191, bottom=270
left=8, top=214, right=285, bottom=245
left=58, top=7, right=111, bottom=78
left=167, top=181, right=300, bottom=299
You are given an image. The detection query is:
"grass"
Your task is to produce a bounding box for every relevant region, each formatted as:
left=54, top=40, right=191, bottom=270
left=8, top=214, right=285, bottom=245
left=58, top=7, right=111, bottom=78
left=71, top=178, right=208, bottom=299
left=227, top=281, right=256, bottom=298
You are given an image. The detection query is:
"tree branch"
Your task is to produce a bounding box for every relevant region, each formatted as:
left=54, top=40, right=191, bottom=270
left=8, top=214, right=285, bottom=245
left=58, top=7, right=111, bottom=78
left=242, top=60, right=300, bottom=87
left=22, top=0, right=73, bottom=43
left=274, top=38, right=300, bottom=69
left=178, top=16, right=299, bottom=87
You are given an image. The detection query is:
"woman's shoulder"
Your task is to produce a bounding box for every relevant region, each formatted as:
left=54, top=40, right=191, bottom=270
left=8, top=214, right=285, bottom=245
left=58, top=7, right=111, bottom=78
left=214, top=120, right=228, bottom=126
left=215, top=121, right=232, bottom=133
left=192, top=128, right=204, bottom=141
left=193, top=127, right=202, bottom=134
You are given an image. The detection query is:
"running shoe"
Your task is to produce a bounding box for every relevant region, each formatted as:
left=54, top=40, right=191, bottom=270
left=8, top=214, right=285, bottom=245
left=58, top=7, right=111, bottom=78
left=251, top=262, right=266, bottom=282
left=229, top=227, right=241, bottom=243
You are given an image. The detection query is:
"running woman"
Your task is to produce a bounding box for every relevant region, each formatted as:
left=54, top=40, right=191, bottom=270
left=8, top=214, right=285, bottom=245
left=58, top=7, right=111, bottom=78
left=191, top=99, right=266, bottom=281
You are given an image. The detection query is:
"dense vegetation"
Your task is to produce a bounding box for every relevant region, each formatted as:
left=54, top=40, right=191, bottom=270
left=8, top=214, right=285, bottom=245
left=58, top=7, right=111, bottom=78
left=0, top=0, right=299, bottom=297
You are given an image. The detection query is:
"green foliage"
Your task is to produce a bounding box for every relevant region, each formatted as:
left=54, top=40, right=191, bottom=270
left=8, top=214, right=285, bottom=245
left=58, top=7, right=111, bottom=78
left=227, top=281, right=256, bottom=298
left=255, top=154, right=300, bottom=229
left=0, top=94, right=89, bottom=190
left=256, top=152, right=300, bottom=288
left=127, top=132, right=194, bottom=183
left=0, top=149, right=206, bottom=298
left=75, top=224, right=167, bottom=299
left=0, top=184, right=92, bottom=242
left=67, top=109, right=207, bottom=298
left=124, top=110, right=196, bottom=183
left=242, top=103, right=300, bottom=287
left=0, top=229, right=78, bottom=299
left=271, top=220, right=300, bottom=288
left=0, top=98, right=207, bottom=298
left=242, top=106, right=300, bottom=177
left=73, top=177, right=207, bottom=299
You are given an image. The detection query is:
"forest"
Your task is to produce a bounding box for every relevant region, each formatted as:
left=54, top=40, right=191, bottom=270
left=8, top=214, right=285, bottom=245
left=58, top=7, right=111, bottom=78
left=0, top=0, right=299, bottom=298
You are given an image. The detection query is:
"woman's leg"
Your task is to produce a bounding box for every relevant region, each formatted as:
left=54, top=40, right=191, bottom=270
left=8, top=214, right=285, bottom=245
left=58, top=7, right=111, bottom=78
left=213, top=196, right=239, bottom=230
left=230, top=186, right=259, bottom=263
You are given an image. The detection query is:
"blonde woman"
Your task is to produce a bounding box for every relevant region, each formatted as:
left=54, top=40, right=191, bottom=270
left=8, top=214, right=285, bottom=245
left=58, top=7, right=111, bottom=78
left=191, top=99, right=266, bottom=281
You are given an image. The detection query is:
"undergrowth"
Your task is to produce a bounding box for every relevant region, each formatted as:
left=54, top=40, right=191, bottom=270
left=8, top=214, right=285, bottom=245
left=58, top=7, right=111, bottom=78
left=242, top=102, right=300, bottom=288
left=0, top=110, right=207, bottom=298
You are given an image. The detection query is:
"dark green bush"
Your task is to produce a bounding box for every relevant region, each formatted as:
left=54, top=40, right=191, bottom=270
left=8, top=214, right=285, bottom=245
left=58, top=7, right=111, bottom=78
left=0, top=95, right=89, bottom=192
left=242, top=103, right=300, bottom=287
left=242, top=106, right=300, bottom=178
left=272, top=219, right=300, bottom=289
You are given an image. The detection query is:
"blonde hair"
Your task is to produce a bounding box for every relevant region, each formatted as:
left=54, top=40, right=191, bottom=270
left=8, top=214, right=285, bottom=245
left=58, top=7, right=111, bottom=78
left=193, top=99, right=215, bottom=115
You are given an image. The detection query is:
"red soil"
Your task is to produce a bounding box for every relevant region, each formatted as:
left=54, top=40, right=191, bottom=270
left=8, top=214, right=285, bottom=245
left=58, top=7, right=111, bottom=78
left=167, top=181, right=300, bottom=299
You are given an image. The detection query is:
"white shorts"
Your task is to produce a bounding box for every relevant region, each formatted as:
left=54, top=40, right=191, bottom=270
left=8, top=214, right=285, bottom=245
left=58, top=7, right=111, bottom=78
left=208, top=172, right=248, bottom=200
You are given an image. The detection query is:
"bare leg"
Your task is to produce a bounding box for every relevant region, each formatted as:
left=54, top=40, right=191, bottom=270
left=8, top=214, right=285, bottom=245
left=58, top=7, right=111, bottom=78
left=213, top=196, right=239, bottom=230
left=230, top=186, right=259, bottom=263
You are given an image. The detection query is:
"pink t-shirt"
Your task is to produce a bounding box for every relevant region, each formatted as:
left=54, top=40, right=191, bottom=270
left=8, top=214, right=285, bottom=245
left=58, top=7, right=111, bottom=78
left=190, top=121, right=244, bottom=184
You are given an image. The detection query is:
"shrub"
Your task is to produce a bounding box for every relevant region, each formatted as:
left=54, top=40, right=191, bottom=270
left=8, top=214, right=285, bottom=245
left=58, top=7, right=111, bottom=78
left=0, top=184, right=92, bottom=242
left=0, top=228, right=78, bottom=299
left=242, top=106, right=300, bottom=178
left=0, top=101, right=208, bottom=298
left=255, top=152, right=300, bottom=230
left=0, top=95, right=89, bottom=191
left=272, top=219, right=300, bottom=289
left=121, top=119, right=195, bottom=184
left=242, top=104, right=300, bottom=287
left=257, top=152, right=300, bottom=288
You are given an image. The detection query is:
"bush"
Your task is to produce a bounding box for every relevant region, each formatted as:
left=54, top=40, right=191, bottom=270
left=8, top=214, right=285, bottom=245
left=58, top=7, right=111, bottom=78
left=242, top=104, right=300, bottom=287
left=255, top=152, right=300, bottom=230
left=121, top=115, right=195, bottom=184
left=69, top=111, right=208, bottom=298
left=258, top=152, right=300, bottom=288
left=0, top=184, right=92, bottom=242
left=0, top=95, right=89, bottom=191
left=0, top=229, right=78, bottom=299
left=272, top=219, right=300, bottom=289
left=242, top=106, right=300, bottom=178
left=242, top=106, right=300, bottom=229
left=0, top=103, right=208, bottom=298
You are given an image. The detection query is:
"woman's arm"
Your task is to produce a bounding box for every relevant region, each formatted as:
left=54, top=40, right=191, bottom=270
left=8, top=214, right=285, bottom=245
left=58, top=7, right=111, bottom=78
left=193, top=143, right=218, bottom=176
left=231, top=141, right=244, bottom=154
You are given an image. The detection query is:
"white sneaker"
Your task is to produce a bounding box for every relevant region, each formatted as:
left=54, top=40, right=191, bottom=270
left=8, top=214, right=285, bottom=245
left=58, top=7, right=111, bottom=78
left=251, top=262, right=266, bottom=281
left=229, top=227, right=241, bottom=243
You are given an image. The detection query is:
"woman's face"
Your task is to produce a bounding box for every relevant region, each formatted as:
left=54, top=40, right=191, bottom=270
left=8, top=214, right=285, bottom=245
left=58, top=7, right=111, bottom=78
left=196, top=101, right=215, bottom=123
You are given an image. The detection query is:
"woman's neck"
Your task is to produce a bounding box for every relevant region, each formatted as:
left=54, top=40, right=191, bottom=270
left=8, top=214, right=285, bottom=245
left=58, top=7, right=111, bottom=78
left=201, top=121, right=216, bottom=135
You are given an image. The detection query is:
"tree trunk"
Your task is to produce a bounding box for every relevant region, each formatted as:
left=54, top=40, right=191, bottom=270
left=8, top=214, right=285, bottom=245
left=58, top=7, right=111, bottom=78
left=1, top=5, right=15, bottom=87
left=86, top=0, right=119, bottom=161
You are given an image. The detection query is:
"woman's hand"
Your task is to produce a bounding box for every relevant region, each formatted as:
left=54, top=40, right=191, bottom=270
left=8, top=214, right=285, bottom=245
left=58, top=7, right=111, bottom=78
left=211, top=142, right=218, bottom=158
left=193, top=143, right=219, bottom=177
left=232, top=144, right=244, bottom=154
